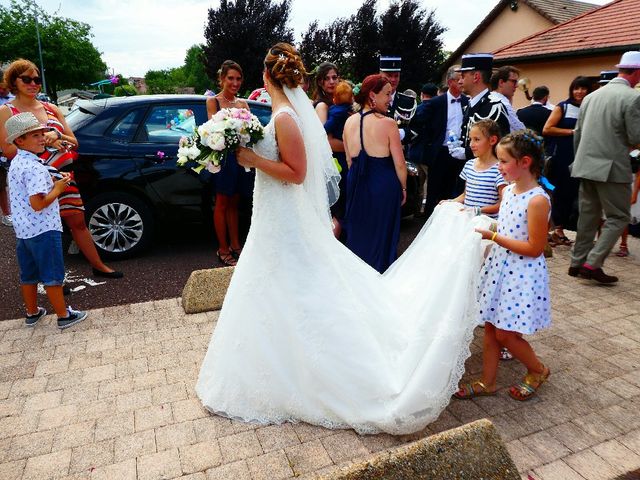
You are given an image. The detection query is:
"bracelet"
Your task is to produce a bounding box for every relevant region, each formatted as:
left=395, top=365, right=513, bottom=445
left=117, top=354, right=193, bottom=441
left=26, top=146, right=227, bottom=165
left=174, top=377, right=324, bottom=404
left=55, top=130, right=62, bottom=140
left=491, top=231, right=498, bottom=242
left=474, top=207, right=481, bottom=216
left=401, top=187, right=407, bottom=191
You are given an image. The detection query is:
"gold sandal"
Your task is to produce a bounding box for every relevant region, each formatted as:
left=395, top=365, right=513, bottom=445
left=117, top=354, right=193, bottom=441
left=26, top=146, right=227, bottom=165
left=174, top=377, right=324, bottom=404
left=454, top=380, right=496, bottom=399
left=509, top=366, right=550, bottom=401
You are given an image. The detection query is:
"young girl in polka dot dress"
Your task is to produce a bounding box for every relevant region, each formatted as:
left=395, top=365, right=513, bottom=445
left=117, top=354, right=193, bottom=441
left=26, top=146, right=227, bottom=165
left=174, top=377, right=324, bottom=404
left=455, top=130, right=551, bottom=401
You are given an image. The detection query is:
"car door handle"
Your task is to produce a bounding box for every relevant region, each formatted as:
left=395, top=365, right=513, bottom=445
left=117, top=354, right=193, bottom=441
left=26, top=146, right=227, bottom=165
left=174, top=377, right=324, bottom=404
left=144, top=154, right=173, bottom=162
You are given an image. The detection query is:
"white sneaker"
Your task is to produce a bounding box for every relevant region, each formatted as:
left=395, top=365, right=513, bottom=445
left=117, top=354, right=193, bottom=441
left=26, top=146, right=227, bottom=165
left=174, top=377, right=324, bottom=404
left=1, top=215, right=12, bottom=227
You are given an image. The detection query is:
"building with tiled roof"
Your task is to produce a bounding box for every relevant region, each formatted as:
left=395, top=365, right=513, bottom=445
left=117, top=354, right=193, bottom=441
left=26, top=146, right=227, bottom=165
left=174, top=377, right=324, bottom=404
left=442, top=0, right=597, bottom=75
left=493, top=0, right=640, bottom=107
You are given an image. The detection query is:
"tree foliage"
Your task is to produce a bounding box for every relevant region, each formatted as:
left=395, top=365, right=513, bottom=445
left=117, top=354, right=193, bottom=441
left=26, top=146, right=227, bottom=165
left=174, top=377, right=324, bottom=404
left=0, top=0, right=107, bottom=101
left=183, top=45, right=210, bottom=94
left=203, top=0, right=294, bottom=92
left=299, top=0, right=446, bottom=91
left=143, top=45, right=210, bottom=94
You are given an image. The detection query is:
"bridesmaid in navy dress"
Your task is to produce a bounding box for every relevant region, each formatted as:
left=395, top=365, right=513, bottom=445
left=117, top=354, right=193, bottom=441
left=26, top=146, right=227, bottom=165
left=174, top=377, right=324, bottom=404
left=206, top=60, right=254, bottom=266
left=342, top=74, right=407, bottom=273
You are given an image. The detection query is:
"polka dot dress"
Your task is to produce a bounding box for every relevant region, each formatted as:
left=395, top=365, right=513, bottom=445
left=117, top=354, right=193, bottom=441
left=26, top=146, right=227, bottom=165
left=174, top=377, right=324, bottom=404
left=478, top=184, right=551, bottom=334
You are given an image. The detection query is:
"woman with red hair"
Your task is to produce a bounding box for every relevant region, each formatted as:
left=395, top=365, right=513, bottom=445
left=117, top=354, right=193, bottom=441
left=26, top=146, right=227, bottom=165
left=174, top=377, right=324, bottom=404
left=342, top=74, right=407, bottom=272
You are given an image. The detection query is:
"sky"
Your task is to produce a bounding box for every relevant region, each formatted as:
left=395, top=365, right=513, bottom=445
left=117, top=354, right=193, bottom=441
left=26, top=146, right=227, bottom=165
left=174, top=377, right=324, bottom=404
left=14, top=0, right=610, bottom=77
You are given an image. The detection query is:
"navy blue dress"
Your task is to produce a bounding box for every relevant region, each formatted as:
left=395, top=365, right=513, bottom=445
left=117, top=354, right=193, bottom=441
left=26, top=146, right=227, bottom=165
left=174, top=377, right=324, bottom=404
left=344, top=110, right=402, bottom=273
left=324, top=103, right=351, bottom=221
left=212, top=98, right=255, bottom=197
left=545, top=100, right=580, bottom=229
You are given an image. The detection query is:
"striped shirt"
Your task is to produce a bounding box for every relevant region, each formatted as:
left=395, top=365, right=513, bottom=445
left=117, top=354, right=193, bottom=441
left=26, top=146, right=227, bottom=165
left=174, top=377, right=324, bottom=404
left=460, top=159, right=506, bottom=218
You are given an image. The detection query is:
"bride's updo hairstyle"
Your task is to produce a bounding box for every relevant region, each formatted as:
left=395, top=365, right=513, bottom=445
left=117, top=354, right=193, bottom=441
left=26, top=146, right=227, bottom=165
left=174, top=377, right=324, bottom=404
left=354, top=74, right=390, bottom=109
left=264, top=43, right=307, bottom=89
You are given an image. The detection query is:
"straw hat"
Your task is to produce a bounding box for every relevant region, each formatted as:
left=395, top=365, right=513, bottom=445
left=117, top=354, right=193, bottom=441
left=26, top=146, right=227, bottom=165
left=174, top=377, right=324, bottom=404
left=5, top=112, right=51, bottom=144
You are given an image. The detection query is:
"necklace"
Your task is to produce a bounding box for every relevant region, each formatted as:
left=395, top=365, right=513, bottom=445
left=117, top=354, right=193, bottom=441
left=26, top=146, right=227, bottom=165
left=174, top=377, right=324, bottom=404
left=220, top=93, right=237, bottom=104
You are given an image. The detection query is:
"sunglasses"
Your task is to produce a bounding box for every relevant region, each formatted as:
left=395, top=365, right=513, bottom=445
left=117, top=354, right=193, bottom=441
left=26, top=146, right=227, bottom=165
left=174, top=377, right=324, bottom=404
left=18, top=75, right=42, bottom=85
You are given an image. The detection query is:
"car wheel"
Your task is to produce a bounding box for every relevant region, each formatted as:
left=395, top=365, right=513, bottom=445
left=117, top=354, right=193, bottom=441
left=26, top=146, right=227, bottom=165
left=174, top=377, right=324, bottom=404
left=85, top=192, right=154, bottom=259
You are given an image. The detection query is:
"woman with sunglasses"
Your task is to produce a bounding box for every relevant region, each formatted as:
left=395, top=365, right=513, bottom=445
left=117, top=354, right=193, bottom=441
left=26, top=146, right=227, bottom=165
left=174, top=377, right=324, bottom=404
left=0, top=59, right=122, bottom=278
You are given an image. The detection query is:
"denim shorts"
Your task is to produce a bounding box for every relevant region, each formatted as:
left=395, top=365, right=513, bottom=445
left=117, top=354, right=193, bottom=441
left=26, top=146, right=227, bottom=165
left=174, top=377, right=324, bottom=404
left=16, top=230, right=65, bottom=286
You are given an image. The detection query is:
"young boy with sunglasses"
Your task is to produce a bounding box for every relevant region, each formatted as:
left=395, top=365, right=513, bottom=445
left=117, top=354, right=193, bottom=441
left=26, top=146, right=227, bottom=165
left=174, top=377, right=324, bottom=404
left=6, top=112, right=87, bottom=329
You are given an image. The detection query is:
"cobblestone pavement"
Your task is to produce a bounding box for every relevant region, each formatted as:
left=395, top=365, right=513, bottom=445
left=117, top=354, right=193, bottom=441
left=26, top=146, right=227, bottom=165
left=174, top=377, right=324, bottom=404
left=0, top=236, right=639, bottom=480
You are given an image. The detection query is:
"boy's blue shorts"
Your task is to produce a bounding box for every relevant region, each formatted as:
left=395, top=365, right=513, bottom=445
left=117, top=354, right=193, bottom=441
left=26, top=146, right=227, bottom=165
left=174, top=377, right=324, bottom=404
left=16, top=230, right=65, bottom=286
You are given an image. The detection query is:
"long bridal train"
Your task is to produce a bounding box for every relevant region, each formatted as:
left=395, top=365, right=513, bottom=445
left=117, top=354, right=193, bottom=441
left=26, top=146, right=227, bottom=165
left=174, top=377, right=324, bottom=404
left=197, top=202, right=489, bottom=435
left=196, top=85, right=491, bottom=435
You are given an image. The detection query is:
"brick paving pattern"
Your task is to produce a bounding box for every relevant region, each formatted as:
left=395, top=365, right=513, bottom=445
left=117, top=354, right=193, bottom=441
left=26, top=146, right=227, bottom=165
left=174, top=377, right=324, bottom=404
left=0, top=237, right=639, bottom=479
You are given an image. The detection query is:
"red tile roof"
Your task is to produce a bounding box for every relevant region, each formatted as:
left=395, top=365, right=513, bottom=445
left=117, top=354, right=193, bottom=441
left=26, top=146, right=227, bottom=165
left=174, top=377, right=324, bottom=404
left=442, top=0, right=597, bottom=71
left=494, top=0, right=640, bottom=61
left=527, top=0, right=597, bottom=24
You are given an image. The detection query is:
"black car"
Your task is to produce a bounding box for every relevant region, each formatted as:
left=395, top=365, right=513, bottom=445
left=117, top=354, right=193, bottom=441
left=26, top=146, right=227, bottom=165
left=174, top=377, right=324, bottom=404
left=67, top=94, right=418, bottom=259
left=67, top=95, right=271, bottom=259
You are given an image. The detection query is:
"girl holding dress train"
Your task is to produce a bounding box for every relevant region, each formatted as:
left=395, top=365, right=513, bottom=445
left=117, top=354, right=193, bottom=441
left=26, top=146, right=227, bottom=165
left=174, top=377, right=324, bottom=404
left=455, top=130, right=552, bottom=401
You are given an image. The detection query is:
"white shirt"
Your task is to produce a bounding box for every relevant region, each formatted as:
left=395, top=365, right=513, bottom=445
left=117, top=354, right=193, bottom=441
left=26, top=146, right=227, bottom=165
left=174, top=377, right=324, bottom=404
left=444, top=91, right=464, bottom=146
left=8, top=149, right=62, bottom=239
left=469, top=88, right=489, bottom=108
left=489, top=91, right=525, bottom=132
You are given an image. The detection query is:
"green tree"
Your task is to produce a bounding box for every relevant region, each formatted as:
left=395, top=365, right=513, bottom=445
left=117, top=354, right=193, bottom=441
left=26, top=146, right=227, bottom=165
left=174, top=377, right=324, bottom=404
left=379, top=0, right=446, bottom=89
left=0, top=0, right=107, bottom=101
left=114, top=84, right=137, bottom=96
left=144, top=68, right=187, bottom=94
left=299, top=18, right=351, bottom=77
left=346, top=0, right=380, bottom=82
left=298, top=0, right=446, bottom=90
left=183, top=45, right=211, bottom=94
left=203, top=0, right=294, bottom=91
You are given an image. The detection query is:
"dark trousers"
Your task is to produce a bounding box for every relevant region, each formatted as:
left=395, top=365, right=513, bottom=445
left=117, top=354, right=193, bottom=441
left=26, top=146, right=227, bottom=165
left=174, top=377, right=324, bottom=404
left=425, top=146, right=465, bottom=218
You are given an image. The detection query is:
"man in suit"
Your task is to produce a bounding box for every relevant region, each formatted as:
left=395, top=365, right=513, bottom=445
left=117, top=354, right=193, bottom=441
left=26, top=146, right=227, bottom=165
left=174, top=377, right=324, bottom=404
left=417, top=65, right=469, bottom=218
left=568, top=51, right=640, bottom=284
left=448, top=53, right=510, bottom=195
left=408, top=83, right=439, bottom=216
left=380, top=56, right=402, bottom=116
left=517, top=86, right=552, bottom=135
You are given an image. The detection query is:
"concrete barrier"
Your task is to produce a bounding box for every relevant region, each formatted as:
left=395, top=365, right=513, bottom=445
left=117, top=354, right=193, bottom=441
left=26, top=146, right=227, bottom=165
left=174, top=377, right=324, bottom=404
left=320, top=419, right=519, bottom=480
left=181, top=267, right=234, bottom=314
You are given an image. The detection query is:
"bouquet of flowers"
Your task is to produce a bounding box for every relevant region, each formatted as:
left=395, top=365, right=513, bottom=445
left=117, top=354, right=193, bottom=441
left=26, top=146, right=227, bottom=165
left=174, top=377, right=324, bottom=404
left=177, top=108, right=264, bottom=174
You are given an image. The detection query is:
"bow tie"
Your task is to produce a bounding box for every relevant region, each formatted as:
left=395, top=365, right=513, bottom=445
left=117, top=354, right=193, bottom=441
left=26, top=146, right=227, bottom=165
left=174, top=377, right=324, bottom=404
left=450, top=98, right=461, bottom=104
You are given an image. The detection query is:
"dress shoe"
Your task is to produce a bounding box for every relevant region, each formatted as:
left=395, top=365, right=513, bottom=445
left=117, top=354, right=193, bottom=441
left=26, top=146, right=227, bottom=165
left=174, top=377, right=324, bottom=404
left=579, top=266, right=618, bottom=284
left=567, top=266, right=581, bottom=277
left=92, top=268, right=124, bottom=279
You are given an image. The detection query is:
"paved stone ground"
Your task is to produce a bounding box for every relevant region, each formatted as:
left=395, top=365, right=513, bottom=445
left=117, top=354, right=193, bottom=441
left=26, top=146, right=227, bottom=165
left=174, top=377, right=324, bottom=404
left=0, top=236, right=639, bottom=480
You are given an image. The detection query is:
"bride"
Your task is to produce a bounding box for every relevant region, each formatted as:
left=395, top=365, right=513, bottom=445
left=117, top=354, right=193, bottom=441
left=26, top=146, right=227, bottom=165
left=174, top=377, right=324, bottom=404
left=196, top=43, right=488, bottom=435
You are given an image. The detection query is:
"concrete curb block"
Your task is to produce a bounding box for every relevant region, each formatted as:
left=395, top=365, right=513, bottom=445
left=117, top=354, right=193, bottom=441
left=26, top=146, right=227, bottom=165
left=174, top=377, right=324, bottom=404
left=320, top=419, right=519, bottom=480
left=181, top=267, right=234, bottom=313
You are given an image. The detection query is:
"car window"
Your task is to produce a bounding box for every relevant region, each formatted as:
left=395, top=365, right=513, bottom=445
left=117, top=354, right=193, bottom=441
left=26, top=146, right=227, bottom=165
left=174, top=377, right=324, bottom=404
left=107, top=108, right=145, bottom=141
left=138, top=105, right=203, bottom=144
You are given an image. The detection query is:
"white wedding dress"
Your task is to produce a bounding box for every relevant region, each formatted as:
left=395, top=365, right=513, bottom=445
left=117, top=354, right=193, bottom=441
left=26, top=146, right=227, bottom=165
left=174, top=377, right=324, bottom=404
left=196, top=87, right=490, bottom=435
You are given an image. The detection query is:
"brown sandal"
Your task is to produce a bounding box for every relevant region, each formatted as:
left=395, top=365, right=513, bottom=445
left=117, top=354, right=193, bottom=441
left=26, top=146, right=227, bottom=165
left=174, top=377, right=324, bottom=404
left=509, top=366, right=550, bottom=401
left=217, top=250, right=237, bottom=267
left=454, top=380, right=496, bottom=399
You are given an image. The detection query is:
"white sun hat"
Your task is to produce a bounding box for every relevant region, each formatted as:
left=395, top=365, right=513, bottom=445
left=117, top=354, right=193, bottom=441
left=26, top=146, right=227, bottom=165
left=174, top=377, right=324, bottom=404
left=616, top=51, right=640, bottom=69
